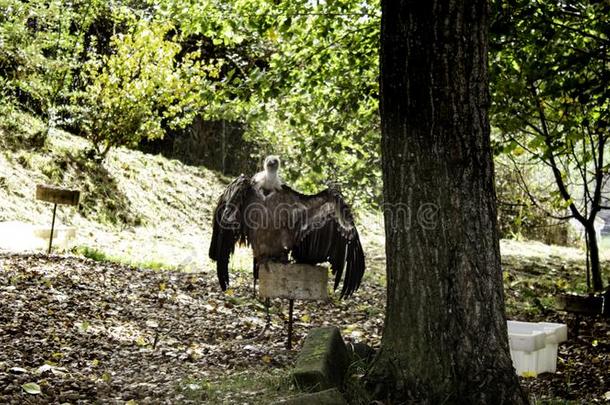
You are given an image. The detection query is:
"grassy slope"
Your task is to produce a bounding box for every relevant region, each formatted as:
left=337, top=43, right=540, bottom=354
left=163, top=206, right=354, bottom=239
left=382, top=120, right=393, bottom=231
left=0, top=112, right=228, bottom=270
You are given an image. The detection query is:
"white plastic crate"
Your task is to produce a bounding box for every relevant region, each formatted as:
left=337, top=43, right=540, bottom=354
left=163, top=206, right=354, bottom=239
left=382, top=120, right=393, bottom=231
left=507, top=320, right=567, bottom=377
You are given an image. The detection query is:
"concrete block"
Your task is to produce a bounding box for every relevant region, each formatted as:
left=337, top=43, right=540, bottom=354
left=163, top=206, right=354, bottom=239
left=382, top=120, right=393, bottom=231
left=292, top=326, right=349, bottom=391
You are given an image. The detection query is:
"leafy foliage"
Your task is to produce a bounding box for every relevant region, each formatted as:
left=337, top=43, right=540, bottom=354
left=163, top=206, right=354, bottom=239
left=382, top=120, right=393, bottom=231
left=3, top=0, right=604, bottom=214
left=490, top=0, right=610, bottom=290
left=495, top=152, right=571, bottom=244
left=0, top=0, right=103, bottom=130
left=71, top=20, right=209, bottom=157
left=491, top=0, right=609, bottom=212
left=151, top=0, right=381, bottom=204
left=1, top=0, right=381, bottom=205
left=243, top=1, right=381, bottom=204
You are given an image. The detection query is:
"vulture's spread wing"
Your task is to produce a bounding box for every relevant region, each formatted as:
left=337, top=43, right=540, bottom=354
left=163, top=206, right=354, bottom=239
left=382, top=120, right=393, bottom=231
left=209, top=175, right=251, bottom=290
left=288, top=186, right=366, bottom=298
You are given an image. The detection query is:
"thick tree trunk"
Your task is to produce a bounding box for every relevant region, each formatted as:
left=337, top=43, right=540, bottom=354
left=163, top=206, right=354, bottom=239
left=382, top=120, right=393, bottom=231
left=585, top=222, right=603, bottom=291
left=368, top=1, right=527, bottom=403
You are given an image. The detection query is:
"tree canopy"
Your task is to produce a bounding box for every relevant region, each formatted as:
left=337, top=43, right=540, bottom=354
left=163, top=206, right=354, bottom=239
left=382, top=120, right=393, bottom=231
left=490, top=0, right=610, bottom=290
left=1, top=0, right=380, bottom=205
left=0, top=0, right=607, bottom=214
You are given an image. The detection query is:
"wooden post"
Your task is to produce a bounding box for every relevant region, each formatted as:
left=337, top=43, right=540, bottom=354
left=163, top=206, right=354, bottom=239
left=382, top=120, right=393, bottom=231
left=48, top=204, right=57, bottom=254
left=287, top=299, right=294, bottom=350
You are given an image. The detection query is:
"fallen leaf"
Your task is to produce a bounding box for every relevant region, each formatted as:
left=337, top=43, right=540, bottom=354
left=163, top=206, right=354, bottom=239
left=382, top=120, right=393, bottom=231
left=76, top=320, right=90, bottom=333
left=521, top=371, right=537, bottom=378
left=22, top=382, right=41, bottom=395
left=145, top=320, right=159, bottom=328
left=36, top=364, right=67, bottom=376
left=9, top=367, right=28, bottom=374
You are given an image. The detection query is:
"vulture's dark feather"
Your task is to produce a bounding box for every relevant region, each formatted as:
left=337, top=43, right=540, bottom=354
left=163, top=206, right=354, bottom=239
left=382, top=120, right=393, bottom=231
left=209, top=180, right=366, bottom=297
left=209, top=175, right=251, bottom=290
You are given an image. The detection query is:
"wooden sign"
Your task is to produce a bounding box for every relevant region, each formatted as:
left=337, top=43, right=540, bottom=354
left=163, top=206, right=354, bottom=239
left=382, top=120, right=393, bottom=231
left=36, top=185, right=80, bottom=206
left=556, top=292, right=610, bottom=317
left=35, top=184, right=81, bottom=254
left=259, top=262, right=329, bottom=301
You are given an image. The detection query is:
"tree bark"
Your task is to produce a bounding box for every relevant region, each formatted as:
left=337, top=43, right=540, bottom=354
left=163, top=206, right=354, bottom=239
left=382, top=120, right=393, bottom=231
left=585, top=222, right=603, bottom=291
left=368, top=1, right=527, bottom=403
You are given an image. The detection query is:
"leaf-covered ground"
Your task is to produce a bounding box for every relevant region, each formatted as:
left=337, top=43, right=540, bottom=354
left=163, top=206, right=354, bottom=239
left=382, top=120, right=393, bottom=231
left=0, top=253, right=384, bottom=404
left=1, top=247, right=609, bottom=403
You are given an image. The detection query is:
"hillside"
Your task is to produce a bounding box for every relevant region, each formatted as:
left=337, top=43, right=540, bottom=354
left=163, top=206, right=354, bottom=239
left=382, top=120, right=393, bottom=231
left=0, top=112, right=392, bottom=277
left=0, top=113, right=230, bottom=270
left=1, top=112, right=608, bottom=273
left=1, top=111, right=609, bottom=272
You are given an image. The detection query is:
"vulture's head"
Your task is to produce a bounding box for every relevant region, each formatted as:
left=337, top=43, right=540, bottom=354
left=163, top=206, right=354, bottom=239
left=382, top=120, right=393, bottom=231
left=264, top=155, right=280, bottom=173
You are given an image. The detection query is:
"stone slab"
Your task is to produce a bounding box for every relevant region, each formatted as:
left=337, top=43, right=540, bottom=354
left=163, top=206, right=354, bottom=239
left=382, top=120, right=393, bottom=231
left=259, top=262, right=329, bottom=301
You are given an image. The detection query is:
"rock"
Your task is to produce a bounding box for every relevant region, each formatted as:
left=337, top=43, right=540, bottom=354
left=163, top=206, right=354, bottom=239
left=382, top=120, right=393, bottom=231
left=274, top=388, right=347, bottom=405
left=292, top=326, right=349, bottom=391
left=347, top=342, right=375, bottom=364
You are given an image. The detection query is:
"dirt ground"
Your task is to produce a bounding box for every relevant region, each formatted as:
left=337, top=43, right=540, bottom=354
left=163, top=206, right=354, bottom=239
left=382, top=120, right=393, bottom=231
left=1, top=250, right=608, bottom=403
left=0, top=253, right=383, bottom=404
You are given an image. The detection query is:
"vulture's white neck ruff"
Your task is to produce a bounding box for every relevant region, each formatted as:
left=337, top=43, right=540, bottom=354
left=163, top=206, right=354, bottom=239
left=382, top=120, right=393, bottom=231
left=253, top=158, right=282, bottom=193
left=266, top=166, right=280, bottom=181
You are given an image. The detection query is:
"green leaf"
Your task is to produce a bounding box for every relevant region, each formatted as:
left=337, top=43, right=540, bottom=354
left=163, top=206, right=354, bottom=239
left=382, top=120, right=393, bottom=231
left=22, top=382, right=41, bottom=395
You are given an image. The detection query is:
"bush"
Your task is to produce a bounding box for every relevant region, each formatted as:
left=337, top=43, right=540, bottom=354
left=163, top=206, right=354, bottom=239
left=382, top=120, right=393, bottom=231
left=495, top=155, right=572, bottom=245
left=71, top=20, right=207, bottom=159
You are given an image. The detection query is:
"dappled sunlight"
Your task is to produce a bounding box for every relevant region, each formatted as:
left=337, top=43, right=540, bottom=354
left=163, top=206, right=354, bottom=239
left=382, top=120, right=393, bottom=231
left=0, top=253, right=385, bottom=402
left=501, top=238, right=610, bottom=263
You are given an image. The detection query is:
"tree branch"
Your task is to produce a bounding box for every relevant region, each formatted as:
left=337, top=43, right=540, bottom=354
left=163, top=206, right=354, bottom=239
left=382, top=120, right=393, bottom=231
left=547, top=20, right=610, bottom=46
left=503, top=133, right=553, bottom=168
left=590, top=132, right=606, bottom=219
left=529, top=82, right=587, bottom=224
left=506, top=153, right=573, bottom=221
left=568, top=140, right=592, bottom=206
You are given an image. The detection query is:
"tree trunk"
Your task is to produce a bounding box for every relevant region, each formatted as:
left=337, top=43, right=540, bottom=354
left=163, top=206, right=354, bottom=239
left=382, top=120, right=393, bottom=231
left=585, top=222, right=603, bottom=291
left=368, top=1, right=527, bottom=403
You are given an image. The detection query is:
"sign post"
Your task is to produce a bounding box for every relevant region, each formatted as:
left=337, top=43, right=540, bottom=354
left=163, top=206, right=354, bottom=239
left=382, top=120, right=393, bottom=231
left=259, top=262, right=329, bottom=349
left=35, top=185, right=80, bottom=254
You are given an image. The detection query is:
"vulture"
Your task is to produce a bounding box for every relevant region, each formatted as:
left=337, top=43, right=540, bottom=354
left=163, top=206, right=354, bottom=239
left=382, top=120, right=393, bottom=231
left=209, top=155, right=366, bottom=298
